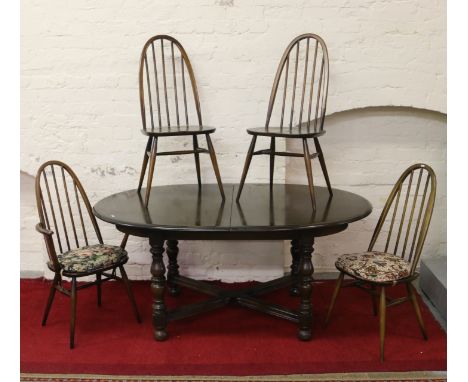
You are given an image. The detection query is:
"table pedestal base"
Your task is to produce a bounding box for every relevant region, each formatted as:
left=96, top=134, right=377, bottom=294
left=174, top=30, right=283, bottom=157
left=149, top=238, right=315, bottom=341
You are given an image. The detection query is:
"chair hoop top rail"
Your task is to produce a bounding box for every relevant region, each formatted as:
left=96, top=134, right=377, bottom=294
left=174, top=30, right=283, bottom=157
left=35, top=160, right=105, bottom=271
left=367, top=163, right=437, bottom=275
left=139, top=35, right=203, bottom=132
left=265, top=33, right=329, bottom=133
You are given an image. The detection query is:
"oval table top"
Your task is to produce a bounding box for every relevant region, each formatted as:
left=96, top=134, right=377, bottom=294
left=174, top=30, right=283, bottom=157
left=93, top=184, right=372, bottom=240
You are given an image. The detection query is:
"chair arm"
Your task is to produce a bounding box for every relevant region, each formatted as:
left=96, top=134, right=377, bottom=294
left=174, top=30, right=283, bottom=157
left=35, top=223, right=60, bottom=269
left=35, top=223, right=54, bottom=237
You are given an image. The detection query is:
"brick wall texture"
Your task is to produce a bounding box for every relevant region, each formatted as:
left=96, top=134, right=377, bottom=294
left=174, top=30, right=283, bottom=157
left=21, top=0, right=446, bottom=280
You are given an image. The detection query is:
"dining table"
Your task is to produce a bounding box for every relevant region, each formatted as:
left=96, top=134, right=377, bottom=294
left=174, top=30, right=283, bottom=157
left=93, top=183, right=372, bottom=341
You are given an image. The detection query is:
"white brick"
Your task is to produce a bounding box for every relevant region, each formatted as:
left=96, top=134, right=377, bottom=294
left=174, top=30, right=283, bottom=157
left=21, top=0, right=446, bottom=280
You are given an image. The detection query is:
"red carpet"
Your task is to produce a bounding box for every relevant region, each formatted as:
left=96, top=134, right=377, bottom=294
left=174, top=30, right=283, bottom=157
left=21, top=278, right=446, bottom=376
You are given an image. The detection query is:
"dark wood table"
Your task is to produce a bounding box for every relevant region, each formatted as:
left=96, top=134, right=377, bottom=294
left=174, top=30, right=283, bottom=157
left=93, top=184, right=372, bottom=341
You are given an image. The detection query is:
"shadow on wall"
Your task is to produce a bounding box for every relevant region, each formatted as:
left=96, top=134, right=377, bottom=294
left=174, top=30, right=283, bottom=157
left=21, top=170, right=46, bottom=276
left=20, top=106, right=446, bottom=279
left=284, top=106, right=446, bottom=272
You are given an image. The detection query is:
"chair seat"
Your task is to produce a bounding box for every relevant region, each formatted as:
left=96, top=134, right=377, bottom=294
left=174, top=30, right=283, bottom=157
left=335, top=251, right=411, bottom=283
left=141, top=125, right=215, bottom=137
left=247, top=126, right=326, bottom=138
left=50, top=244, right=128, bottom=274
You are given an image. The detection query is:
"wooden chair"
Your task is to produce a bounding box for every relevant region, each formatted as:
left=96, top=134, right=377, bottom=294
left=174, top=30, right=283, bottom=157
left=325, top=163, right=437, bottom=361
left=35, top=160, right=141, bottom=348
left=137, top=35, right=225, bottom=206
left=236, top=33, right=332, bottom=209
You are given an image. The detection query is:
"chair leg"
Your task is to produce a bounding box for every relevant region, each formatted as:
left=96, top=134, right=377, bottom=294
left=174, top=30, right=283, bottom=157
left=137, top=137, right=153, bottom=192
left=144, top=137, right=158, bottom=207
left=406, top=282, right=428, bottom=340
left=269, top=137, right=275, bottom=189
left=313, top=137, right=333, bottom=196
left=193, top=135, right=202, bottom=188
left=42, top=273, right=60, bottom=326
left=236, top=135, right=257, bottom=202
left=70, top=277, right=77, bottom=349
left=302, top=138, right=317, bottom=210
left=96, top=272, right=102, bottom=307
left=119, top=265, right=142, bottom=323
left=325, top=271, right=344, bottom=326
left=379, top=286, right=386, bottom=362
left=371, top=284, right=378, bottom=316
left=205, top=134, right=225, bottom=200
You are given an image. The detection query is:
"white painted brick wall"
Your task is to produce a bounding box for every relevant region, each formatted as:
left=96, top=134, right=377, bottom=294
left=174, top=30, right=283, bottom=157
left=20, top=0, right=446, bottom=280
left=285, top=107, right=446, bottom=272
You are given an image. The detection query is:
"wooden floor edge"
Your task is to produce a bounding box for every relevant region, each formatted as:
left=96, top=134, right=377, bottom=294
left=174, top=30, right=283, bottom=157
left=20, top=370, right=447, bottom=381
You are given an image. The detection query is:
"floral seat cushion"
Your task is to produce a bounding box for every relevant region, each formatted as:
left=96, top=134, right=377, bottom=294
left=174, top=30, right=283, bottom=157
left=51, top=244, right=127, bottom=273
left=335, top=251, right=411, bottom=283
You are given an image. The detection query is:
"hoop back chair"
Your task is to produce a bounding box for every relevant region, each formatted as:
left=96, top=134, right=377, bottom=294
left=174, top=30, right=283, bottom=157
left=325, top=163, right=437, bottom=361
left=236, top=33, right=331, bottom=208
left=137, top=35, right=225, bottom=206
left=35, top=160, right=141, bottom=348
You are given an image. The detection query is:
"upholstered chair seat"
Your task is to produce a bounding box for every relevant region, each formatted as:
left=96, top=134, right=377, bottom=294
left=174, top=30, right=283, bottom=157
left=50, top=244, right=127, bottom=274
left=325, top=163, right=437, bottom=362
left=335, top=251, right=411, bottom=284
left=35, top=160, right=141, bottom=348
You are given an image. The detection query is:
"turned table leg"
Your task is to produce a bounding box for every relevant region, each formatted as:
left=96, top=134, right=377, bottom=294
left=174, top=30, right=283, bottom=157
left=297, top=238, right=314, bottom=341
left=150, top=237, right=168, bottom=341
left=290, top=239, right=301, bottom=296
left=166, top=240, right=181, bottom=296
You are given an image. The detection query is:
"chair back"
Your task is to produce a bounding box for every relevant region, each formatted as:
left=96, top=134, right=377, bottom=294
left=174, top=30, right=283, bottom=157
left=368, top=163, right=437, bottom=274
left=139, top=35, right=203, bottom=131
left=35, top=161, right=104, bottom=270
left=265, top=33, right=329, bottom=132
